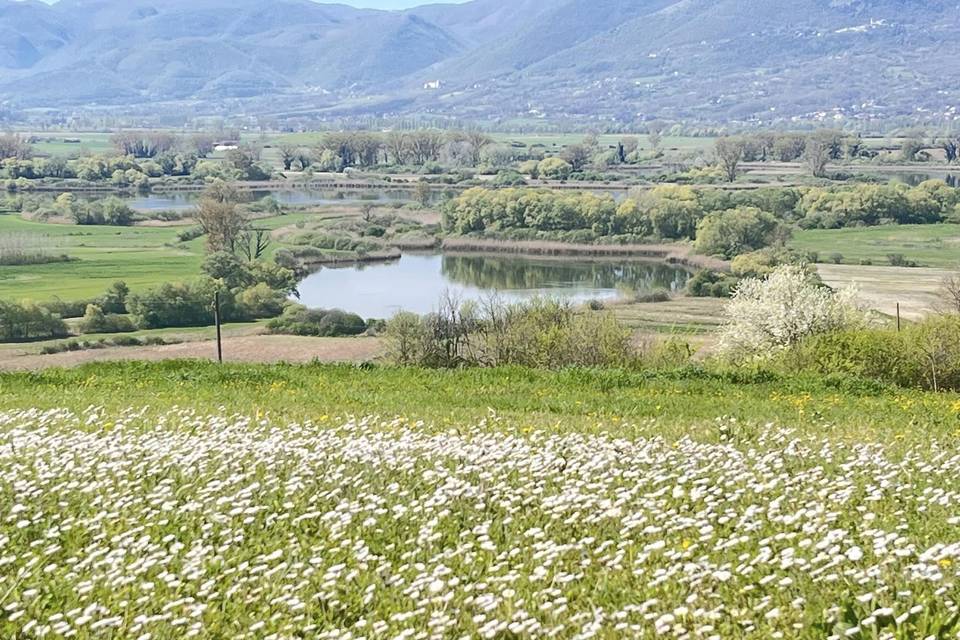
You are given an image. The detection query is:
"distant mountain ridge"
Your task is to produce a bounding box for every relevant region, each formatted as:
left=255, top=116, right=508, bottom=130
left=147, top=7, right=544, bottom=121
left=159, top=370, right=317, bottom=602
left=1, top=0, right=958, bottom=124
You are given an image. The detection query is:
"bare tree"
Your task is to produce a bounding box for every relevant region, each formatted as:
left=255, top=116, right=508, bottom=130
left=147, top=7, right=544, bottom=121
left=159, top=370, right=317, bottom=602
left=385, top=131, right=409, bottom=165
left=361, top=203, right=375, bottom=223
left=409, top=130, right=444, bottom=166
left=562, top=144, right=591, bottom=172
left=196, top=186, right=246, bottom=253
left=647, top=121, right=666, bottom=152
left=464, top=130, right=493, bottom=166
left=804, top=139, right=831, bottom=178
left=714, top=137, right=746, bottom=182
left=938, top=271, right=960, bottom=315
left=0, top=132, right=32, bottom=160
left=278, top=145, right=299, bottom=171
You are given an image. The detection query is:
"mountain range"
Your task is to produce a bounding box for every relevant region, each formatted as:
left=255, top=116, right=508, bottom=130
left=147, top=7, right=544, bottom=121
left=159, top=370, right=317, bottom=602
left=1, top=0, right=958, bottom=125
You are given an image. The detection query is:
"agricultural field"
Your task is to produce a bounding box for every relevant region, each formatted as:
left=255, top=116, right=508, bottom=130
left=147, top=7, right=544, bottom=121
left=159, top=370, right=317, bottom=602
left=0, top=213, right=203, bottom=300
left=1, top=363, right=960, bottom=638
left=0, top=208, right=371, bottom=301
left=790, top=224, right=960, bottom=269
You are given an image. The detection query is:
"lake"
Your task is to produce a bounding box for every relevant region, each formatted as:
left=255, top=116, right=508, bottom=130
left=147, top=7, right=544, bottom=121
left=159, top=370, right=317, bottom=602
left=296, top=254, right=690, bottom=318
left=120, top=188, right=442, bottom=212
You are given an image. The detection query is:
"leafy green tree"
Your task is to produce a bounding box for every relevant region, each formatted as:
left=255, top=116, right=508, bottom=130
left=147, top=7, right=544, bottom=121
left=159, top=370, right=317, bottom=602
left=695, top=206, right=788, bottom=259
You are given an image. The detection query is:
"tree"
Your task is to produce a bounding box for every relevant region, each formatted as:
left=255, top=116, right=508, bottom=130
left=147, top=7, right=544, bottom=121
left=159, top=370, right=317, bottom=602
left=537, top=157, right=573, bottom=180
left=278, top=145, right=299, bottom=171
left=413, top=181, right=432, bottom=208
left=714, top=137, right=746, bottom=182
left=562, top=144, right=590, bottom=172
left=0, top=133, right=32, bottom=160
left=718, top=265, right=863, bottom=359
left=409, top=130, right=444, bottom=166
left=940, top=138, right=958, bottom=164
left=464, top=131, right=493, bottom=166
left=647, top=121, right=665, bottom=152
left=938, top=271, right=960, bottom=315
left=694, top=206, right=789, bottom=259
left=385, top=131, right=410, bottom=165
left=196, top=186, right=246, bottom=254
left=804, top=139, right=831, bottom=178
left=901, top=133, right=926, bottom=161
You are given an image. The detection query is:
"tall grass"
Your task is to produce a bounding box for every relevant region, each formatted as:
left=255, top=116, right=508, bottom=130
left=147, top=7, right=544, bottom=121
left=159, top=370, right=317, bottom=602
left=0, top=232, right=70, bottom=266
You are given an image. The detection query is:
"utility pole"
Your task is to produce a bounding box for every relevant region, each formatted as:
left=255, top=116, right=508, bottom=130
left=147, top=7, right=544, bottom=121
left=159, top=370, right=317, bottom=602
left=214, top=291, right=223, bottom=364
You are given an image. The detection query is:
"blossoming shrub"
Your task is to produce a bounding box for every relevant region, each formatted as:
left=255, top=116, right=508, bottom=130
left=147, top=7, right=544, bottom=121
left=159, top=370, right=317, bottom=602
left=718, top=265, right=863, bottom=359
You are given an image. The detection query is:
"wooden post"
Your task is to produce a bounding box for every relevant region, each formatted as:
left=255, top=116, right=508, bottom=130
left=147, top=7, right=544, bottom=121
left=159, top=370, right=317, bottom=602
left=214, top=291, right=223, bottom=364
left=896, top=303, right=901, bottom=332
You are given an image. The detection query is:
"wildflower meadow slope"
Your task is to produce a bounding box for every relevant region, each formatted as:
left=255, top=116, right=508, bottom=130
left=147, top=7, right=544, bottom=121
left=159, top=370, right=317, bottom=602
left=2, top=407, right=960, bottom=639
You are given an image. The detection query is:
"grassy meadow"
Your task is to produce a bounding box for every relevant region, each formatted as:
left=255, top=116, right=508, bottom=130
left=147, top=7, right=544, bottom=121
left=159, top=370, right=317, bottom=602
left=2, top=362, right=960, bottom=638
left=790, top=223, right=960, bottom=269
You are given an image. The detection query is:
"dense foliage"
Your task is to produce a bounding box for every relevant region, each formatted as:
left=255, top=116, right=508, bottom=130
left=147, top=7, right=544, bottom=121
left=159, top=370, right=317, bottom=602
left=0, top=300, right=69, bottom=342
left=266, top=305, right=368, bottom=337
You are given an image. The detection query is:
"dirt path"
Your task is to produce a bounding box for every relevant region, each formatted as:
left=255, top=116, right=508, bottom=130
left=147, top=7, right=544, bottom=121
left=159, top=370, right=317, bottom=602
left=0, top=335, right=385, bottom=371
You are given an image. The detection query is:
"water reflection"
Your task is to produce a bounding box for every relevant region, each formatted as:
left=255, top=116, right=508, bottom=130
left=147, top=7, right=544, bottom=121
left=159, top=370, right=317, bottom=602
left=98, top=188, right=441, bottom=212
left=296, top=253, right=690, bottom=318
left=442, top=254, right=688, bottom=292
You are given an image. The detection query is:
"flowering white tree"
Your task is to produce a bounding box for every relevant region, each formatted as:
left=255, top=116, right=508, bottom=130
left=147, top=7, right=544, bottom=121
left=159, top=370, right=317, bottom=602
left=718, top=265, right=863, bottom=359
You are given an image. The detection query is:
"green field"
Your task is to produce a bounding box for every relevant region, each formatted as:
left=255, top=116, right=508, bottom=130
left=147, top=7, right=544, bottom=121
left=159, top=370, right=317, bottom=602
left=0, top=361, right=956, bottom=445
left=0, top=209, right=355, bottom=301
left=26, top=132, right=115, bottom=157
left=0, top=213, right=204, bottom=300
left=2, top=362, right=960, bottom=638
left=790, top=223, right=960, bottom=268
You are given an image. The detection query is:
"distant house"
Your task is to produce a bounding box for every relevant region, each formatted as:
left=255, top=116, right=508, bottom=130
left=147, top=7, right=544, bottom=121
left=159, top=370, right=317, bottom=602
left=423, top=80, right=442, bottom=90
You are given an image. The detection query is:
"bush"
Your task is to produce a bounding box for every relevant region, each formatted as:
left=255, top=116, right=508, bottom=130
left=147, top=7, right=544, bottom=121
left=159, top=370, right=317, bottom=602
left=0, top=300, right=70, bottom=342
left=776, top=316, right=960, bottom=391
left=385, top=296, right=634, bottom=369
left=694, top=206, right=789, bottom=259
left=128, top=278, right=234, bottom=329
left=632, top=289, right=672, bottom=303
left=686, top=270, right=739, bottom=298
left=887, top=253, right=919, bottom=268
left=237, top=283, right=287, bottom=319
left=78, top=304, right=136, bottom=334
left=266, top=305, right=367, bottom=337
left=717, top=265, right=864, bottom=360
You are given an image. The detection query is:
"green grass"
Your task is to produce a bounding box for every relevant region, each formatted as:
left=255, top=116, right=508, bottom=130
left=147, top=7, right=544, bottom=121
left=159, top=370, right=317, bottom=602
left=0, top=213, right=205, bottom=299
left=2, top=362, right=960, bottom=638
left=1, top=361, right=956, bottom=445
left=25, top=132, right=115, bottom=157
left=790, top=223, right=960, bottom=268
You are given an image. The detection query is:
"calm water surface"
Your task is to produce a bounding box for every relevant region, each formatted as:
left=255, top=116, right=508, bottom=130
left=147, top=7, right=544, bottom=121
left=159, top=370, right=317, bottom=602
left=121, top=188, right=436, bottom=212
left=296, top=254, right=689, bottom=318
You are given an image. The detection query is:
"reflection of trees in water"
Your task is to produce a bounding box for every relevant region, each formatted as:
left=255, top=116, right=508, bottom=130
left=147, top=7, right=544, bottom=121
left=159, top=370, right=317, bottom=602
left=442, top=255, right=690, bottom=292
left=892, top=174, right=957, bottom=188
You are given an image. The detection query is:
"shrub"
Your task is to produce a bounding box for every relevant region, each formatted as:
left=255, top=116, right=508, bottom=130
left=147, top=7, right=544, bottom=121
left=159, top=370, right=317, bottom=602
left=128, top=278, right=234, bottom=329
left=717, top=265, right=864, bottom=360
left=694, top=206, right=788, bottom=259
left=237, top=284, right=287, bottom=319
left=177, top=226, right=205, bottom=242
left=887, top=253, right=919, bottom=268
left=776, top=316, right=960, bottom=391
left=384, top=296, right=634, bottom=369
left=633, top=289, right=672, bottom=303
left=40, top=298, right=95, bottom=319
left=686, top=270, right=738, bottom=298
left=78, top=304, right=136, bottom=334
left=266, top=305, right=367, bottom=337
left=0, top=300, right=69, bottom=342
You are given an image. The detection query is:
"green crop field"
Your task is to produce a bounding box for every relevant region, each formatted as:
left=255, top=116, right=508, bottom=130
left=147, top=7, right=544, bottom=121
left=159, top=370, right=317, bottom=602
left=790, top=223, right=960, bottom=269
left=2, top=362, right=960, bottom=638
left=0, top=213, right=204, bottom=300
left=25, top=132, right=115, bottom=157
